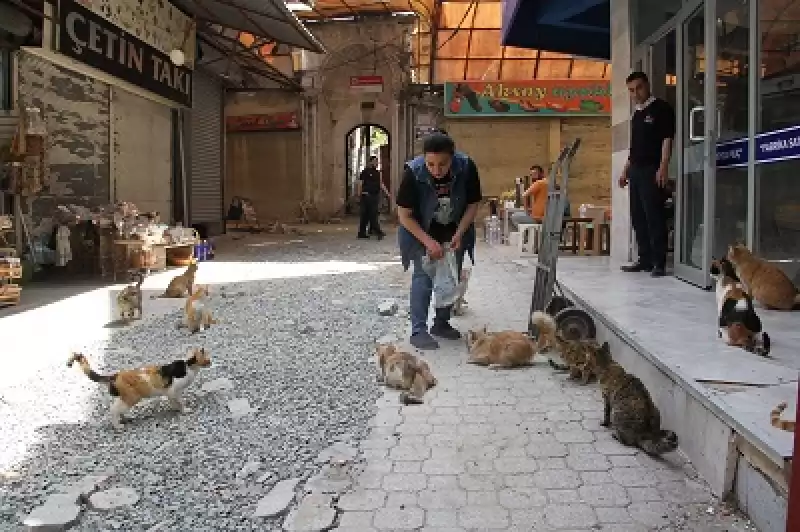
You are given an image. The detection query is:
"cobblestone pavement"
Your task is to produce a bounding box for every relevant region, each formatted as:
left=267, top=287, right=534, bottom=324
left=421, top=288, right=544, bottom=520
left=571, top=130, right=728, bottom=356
left=333, top=240, right=757, bottom=532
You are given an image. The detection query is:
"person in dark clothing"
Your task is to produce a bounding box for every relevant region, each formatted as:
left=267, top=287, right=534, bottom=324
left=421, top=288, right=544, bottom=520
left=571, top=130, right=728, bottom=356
left=619, top=71, right=676, bottom=278
left=396, top=132, right=483, bottom=350
left=357, top=156, right=390, bottom=239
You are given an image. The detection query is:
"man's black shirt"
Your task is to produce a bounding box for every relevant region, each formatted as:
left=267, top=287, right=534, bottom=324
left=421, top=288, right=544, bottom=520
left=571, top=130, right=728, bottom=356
left=629, top=98, right=676, bottom=167
left=360, top=167, right=382, bottom=195
left=395, top=158, right=482, bottom=243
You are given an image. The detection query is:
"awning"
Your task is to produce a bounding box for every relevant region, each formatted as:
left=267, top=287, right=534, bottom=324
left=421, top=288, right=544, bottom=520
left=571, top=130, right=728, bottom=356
left=172, top=0, right=327, bottom=54
left=502, top=0, right=610, bottom=60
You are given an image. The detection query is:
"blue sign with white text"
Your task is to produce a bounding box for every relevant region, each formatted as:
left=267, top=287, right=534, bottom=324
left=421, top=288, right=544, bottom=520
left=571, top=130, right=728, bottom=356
left=716, top=139, right=749, bottom=168
left=715, top=124, right=800, bottom=168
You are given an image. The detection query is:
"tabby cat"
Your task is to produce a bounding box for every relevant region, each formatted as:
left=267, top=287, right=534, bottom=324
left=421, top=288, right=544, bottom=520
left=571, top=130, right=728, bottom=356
left=452, top=267, right=472, bottom=316
left=465, top=326, right=536, bottom=369
left=67, top=348, right=211, bottom=429
left=376, top=344, right=437, bottom=405
left=532, top=311, right=597, bottom=384
left=727, top=244, right=800, bottom=311
left=117, top=272, right=144, bottom=322
left=589, top=343, right=679, bottom=456
left=158, top=260, right=198, bottom=298
left=770, top=401, right=796, bottom=432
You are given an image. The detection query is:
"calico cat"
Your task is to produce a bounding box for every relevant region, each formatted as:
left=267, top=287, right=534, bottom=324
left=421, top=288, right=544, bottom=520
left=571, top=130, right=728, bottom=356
left=117, top=272, right=144, bottom=322
left=588, top=343, right=678, bottom=456
left=465, top=326, right=536, bottom=369
left=710, top=257, right=770, bottom=356
left=158, top=260, right=198, bottom=298
left=376, top=344, right=437, bottom=405
left=727, top=244, right=800, bottom=310
left=67, top=348, right=211, bottom=429
left=184, top=285, right=217, bottom=334
left=452, top=267, right=472, bottom=316
left=770, top=401, right=796, bottom=432
left=532, top=311, right=597, bottom=384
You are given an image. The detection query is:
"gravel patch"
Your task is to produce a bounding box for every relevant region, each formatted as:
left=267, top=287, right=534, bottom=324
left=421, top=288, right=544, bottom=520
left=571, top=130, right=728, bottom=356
left=0, top=233, right=409, bottom=531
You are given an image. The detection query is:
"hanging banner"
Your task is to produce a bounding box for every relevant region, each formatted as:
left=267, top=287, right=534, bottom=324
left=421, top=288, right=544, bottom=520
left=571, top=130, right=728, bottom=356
left=57, top=0, right=192, bottom=106
left=716, top=138, right=749, bottom=168
left=226, top=112, right=300, bottom=132
left=716, top=124, right=800, bottom=168
left=443, top=80, right=611, bottom=117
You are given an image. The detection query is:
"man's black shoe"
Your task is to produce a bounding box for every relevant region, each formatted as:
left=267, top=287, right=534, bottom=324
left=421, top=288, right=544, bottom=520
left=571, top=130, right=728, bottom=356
left=357, top=234, right=369, bottom=239
left=430, top=321, right=462, bottom=340
left=620, top=262, right=653, bottom=273
left=651, top=267, right=666, bottom=277
left=372, top=231, right=386, bottom=240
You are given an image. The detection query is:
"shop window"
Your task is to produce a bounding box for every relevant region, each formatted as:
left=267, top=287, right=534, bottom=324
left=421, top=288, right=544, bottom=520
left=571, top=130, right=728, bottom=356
left=632, top=0, right=684, bottom=45
left=757, top=0, right=800, bottom=271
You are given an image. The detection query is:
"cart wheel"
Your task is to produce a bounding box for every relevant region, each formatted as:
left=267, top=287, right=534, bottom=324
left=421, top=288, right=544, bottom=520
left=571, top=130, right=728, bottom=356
left=555, top=307, right=596, bottom=341
left=546, top=296, right=573, bottom=316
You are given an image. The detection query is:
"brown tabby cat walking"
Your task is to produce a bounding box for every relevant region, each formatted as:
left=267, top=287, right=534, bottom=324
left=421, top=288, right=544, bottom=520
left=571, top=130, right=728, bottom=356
left=465, top=326, right=536, bottom=369
left=158, top=260, right=198, bottom=298
left=770, top=401, right=796, bottom=432
left=589, top=343, right=679, bottom=456
left=532, top=311, right=597, bottom=384
left=376, top=344, right=437, bottom=405
left=67, top=348, right=212, bottom=429
left=727, top=244, right=800, bottom=310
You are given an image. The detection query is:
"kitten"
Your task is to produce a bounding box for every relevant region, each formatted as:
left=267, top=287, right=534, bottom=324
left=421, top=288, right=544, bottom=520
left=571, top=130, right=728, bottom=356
left=184, top=285, right=217, bottom=334
left=158, top=260, right=198, bottom=298
left=376, top=344, right=437, bottom=405
left=589, top=343, right=679, bottom=456
left=710, top=258, right=770, bottom=356
left=770, top=401, right=796, bottom=432
left=465, top=326, right=536, bottom=369
left=727, top=244, right=800, bottom=310
left=117, top=272, right=144, bottom=322
left=66, top=348, right=211, bottom=429
left=452, top=267, right=472, bottom=316
left=532, top=311, right=597, bottom=384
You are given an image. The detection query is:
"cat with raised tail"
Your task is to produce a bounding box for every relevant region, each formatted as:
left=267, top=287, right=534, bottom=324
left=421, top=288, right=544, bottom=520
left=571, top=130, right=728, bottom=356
left=727, top=244, right=800, bottom=310
left=709, top=257, right=770, bottom=356
left=66, top=348, right=211, bottom=429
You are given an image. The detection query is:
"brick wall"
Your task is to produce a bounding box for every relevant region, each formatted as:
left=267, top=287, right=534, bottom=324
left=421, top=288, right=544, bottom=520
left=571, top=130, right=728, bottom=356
left=16, top=51, right=110, bottom=223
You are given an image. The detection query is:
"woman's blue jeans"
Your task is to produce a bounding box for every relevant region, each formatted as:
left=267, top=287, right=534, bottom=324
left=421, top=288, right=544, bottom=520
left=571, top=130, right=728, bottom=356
left=410, top=249, right=465, bottom=335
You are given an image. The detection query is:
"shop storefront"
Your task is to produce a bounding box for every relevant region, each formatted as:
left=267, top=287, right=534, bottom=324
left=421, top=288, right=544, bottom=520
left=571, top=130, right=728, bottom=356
left=629, top=0, right=800, bottom=287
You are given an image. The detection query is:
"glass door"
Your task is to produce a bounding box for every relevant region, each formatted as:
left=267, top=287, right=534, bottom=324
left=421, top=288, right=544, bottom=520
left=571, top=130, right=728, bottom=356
left=674, top=1, right=716, bottom=287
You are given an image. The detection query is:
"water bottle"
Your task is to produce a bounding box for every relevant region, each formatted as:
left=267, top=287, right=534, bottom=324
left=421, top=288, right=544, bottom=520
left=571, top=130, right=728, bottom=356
left=489, top=215, right=499, bottom=245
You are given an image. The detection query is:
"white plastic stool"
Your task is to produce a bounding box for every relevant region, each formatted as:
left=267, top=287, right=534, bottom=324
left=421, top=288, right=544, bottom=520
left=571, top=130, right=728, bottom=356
left=517, top=223, right=542, bottom=254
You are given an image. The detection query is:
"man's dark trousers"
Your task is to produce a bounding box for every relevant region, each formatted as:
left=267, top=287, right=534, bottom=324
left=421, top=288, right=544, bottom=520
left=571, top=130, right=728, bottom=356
left=629, top=164, right=667, bottom=268
left=358, top=193, right=382, bottom=236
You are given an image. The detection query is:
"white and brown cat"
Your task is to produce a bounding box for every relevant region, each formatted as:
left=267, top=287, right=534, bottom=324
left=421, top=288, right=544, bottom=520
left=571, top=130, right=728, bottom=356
left=117, top=272, right=144, bottom=322
left=452, top=267, right=472, bottom=316
left=376, top=344, right=437, bottom=405
left=727, top=244, right=800, bottom=310
left=183, top=285, right=217, bottom=334
left=67, top=348, right=212, bottom=429
left=710, top=257, right=770, bottom=356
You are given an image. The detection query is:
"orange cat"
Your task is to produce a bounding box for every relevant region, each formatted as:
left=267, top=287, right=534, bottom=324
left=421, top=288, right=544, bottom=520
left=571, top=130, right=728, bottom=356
left=184, top=285, right=217, bottom=334
left=727, top=244, right=800, bottom=310
left=770, top=401, right=796, bottom=432
left=158, top=260, right=198, bottom=298
left=67, top=348, right=211, bottom=429
left=465, top=326, right=536, bottom=369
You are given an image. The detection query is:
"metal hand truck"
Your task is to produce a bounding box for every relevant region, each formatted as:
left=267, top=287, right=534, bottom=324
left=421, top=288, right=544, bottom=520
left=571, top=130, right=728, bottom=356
left=527, top=138, right=597, bottom=341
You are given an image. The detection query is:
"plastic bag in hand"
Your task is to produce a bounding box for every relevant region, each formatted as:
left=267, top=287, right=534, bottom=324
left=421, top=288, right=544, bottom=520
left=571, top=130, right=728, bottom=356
left=421, top=249, right=460, bottom=308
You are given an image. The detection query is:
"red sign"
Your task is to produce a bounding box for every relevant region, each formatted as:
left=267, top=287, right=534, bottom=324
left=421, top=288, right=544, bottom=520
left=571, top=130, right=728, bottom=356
left=226, top=112, right=300, bottom=132
left=350, top=75, right=383, bottom=93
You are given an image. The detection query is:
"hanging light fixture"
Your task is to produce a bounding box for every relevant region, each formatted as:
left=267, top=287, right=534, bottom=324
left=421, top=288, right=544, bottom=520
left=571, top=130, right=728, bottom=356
left=170, top=19, right=196, bottom=66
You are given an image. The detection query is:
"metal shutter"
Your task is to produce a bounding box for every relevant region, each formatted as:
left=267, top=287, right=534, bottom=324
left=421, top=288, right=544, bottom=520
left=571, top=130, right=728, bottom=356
left=188, top=70, right=223, bottom=230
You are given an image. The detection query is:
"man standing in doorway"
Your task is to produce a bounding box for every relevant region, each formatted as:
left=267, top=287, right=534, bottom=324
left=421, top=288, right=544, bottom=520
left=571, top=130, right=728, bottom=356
left=396, top=132, right=482, bottom=350
left=357, top=156, right=389, bottom=239
left=619, top=71, right=675, bottom=277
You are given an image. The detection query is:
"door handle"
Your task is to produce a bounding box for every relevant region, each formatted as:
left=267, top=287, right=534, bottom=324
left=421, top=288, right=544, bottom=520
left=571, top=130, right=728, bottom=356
left=689, top=106, right=704, bottom=142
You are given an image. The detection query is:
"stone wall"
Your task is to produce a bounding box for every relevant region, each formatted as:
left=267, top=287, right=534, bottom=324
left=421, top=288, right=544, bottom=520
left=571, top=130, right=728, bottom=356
left=82, top=0, right=196, bottom=68
left=16, top=51, right=110, bottom=223
left=445, top=116, right=612, bottom=212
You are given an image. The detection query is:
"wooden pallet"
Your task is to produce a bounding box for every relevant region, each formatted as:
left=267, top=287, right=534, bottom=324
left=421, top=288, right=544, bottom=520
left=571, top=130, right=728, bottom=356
left=0, top=264, right=22, bottom=279
left=0, top=284, right=21, bottom=305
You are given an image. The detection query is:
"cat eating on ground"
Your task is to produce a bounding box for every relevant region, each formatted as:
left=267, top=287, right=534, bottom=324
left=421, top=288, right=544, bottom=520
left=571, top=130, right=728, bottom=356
left=376, top=344, right=437, bottom=405
left=710, top=257, right=770, bottom=356
left=66, top=348, right=212, bottom=429
left=727, top=243, right=800, bottom=310
left=532, top=310, right=598, bottom=384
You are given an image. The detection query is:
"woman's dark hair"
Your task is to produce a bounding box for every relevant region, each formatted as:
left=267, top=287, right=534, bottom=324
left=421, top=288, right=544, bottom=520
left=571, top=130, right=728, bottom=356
left=422, top=132, right=455, bottom=155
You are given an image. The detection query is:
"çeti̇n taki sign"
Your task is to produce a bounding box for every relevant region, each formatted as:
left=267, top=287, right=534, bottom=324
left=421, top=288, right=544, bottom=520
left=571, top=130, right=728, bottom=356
left=57, top=0, right=192, bottom=106
left=444, top=80, right=611, bottom=117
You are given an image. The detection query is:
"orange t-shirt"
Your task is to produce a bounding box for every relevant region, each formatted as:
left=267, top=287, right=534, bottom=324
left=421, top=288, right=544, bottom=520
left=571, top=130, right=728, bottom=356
left=529, top=180, right=548, bottom=219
